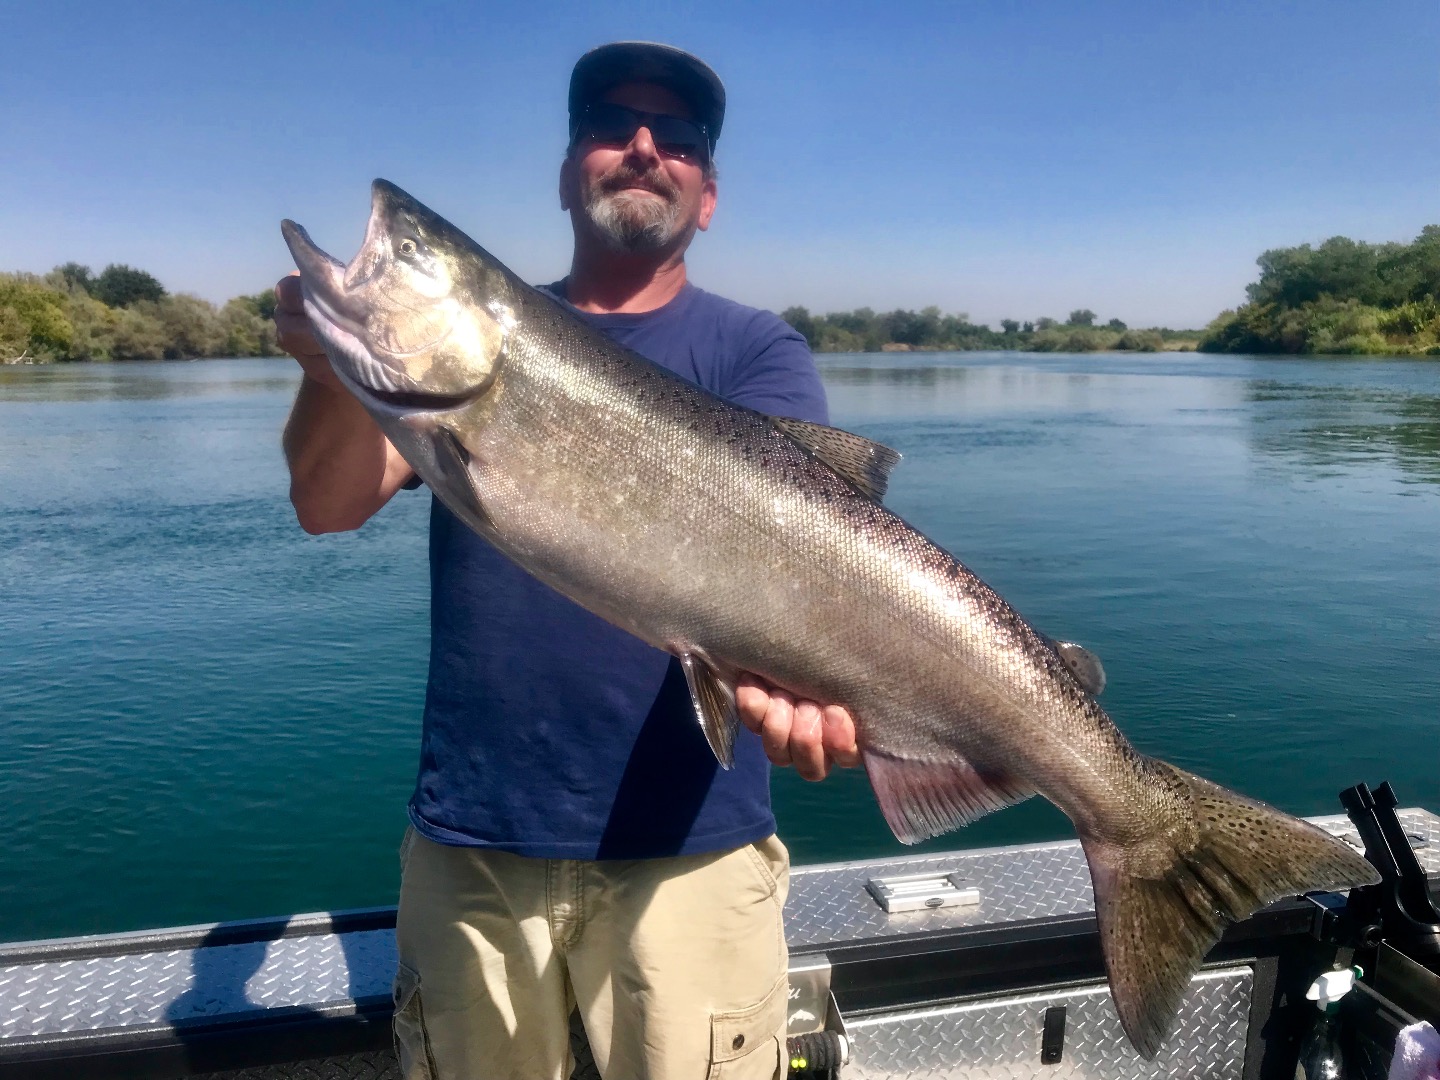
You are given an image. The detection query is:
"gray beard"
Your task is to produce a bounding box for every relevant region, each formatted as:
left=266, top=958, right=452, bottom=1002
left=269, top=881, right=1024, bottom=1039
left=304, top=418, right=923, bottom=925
left=584, top=189, right=684, bottom=254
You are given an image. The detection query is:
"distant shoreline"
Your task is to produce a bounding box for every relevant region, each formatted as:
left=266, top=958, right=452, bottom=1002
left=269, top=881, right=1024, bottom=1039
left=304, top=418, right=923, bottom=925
left=15, top=344, right=1440, bottom=369
left=861, top=339, right=1199, bottom=355
left=10, top=220, right=1440, bottom=363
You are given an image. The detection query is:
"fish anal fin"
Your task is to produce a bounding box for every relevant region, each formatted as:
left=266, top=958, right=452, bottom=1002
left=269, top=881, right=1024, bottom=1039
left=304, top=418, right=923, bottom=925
left=771, top=416, right=901, bottom=501
left=679, top=652, right=740, bottom=769
left=1054, top=639, right=1106, bottom=696
left=1080, top=761, right=1379, bottom=1058
left=862, top=748, right=1035, bottom=845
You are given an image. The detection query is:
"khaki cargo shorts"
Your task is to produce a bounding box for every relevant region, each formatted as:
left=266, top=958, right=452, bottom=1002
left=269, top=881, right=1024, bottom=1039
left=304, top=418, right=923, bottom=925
left=392, top=827, right=790, bottom=1080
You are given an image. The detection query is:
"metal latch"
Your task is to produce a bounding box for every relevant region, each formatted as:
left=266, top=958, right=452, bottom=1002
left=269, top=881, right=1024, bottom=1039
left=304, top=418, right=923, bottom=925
left=866, top=871, right=980, bottom=914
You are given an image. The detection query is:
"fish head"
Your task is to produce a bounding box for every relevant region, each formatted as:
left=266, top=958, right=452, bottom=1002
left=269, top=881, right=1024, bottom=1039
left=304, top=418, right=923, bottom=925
left=281, top=179, right=509, bottom=415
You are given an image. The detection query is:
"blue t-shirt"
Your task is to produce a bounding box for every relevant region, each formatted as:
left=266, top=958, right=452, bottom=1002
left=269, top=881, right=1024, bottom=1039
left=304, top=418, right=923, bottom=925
left=408, top=281, right=828, bottom=859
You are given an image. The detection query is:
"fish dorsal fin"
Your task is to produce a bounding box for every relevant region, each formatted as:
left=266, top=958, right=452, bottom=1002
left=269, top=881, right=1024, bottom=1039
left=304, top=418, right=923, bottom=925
left=771, top=416, right=901, bottom=502
left=862, top=747, right=1036, bottom=845
left=1053, top=639, right=1106, bottom=696
left=679, top=652, right=741, bottom=769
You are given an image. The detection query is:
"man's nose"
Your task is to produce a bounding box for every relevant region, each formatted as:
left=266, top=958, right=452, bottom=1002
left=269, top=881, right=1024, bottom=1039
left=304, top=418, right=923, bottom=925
left=623, top=124, right=662, bottom=166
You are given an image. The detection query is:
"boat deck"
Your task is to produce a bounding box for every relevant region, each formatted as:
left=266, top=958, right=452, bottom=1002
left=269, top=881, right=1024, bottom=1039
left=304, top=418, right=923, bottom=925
left=3, top=809, right=1436, bottom=1078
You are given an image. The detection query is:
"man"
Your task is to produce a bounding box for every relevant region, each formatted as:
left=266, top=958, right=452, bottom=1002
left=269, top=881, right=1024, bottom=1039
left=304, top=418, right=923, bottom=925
left=277, top=42, right=857, bottom=1080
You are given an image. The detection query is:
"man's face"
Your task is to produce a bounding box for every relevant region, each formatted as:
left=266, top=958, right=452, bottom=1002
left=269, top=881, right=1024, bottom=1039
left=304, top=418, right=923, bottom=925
left=561, top=81, right=717, bottom=255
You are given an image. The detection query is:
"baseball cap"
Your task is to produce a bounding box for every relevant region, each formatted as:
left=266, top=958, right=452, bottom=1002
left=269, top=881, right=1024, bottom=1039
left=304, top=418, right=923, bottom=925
left=568, top=42, right=726, bottom=153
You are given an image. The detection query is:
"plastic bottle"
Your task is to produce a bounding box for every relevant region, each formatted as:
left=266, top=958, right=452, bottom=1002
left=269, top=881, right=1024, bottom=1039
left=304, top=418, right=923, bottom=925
left=1295, top=966, right=1362, bottom=1080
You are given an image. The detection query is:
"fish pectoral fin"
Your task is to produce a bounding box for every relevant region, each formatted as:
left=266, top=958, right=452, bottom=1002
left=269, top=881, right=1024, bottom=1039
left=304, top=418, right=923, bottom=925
left=862, top=748, right=1035, bottom=845
left=770, top=416, right=901, bottom=501
left=679, top=652, right=741, bottom=770
left=1053, top=639, right=1106, bottom=696
left=433, top=428, right=492, bottom=530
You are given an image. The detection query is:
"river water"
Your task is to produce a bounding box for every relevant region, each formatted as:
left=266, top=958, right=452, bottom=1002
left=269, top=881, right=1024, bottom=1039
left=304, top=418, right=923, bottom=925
left=1, top=354, right=1436, bottom=940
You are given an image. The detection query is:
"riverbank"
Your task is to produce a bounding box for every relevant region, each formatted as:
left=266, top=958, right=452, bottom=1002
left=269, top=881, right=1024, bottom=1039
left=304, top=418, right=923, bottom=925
left=0, top=268, right=279, bottom=364
left=871, top=337, right=1200, bottom=354
left=783, top=305, right=1205, bottom=354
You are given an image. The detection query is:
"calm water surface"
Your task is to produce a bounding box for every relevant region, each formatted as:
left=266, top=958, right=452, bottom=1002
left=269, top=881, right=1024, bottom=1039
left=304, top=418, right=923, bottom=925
left=2, top=355, right=1437, bottom=940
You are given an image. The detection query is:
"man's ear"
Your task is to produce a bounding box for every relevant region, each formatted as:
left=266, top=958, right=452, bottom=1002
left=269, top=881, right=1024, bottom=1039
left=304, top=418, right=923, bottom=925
left=696, top=175, right=718, bottom=232
left=558, top=153, right=574, bottom=212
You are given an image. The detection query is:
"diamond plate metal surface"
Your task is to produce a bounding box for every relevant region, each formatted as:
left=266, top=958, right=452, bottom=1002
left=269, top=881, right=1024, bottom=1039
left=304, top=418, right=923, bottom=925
left=194, top=1049, right=401, bottom=1080
left=843, top=967, right=1253, bottom=1080
left=0, top=810, right=1433, bottom=1053
left=786, top=842, right=1093, bottom=948
left=191, top=1041, right=601, bottom=1080
left=784, top=810, right=1440, bottom=949
left=0, top=929, right=396, bottom=1039
left=186, top=1016, right=605, bottom=1080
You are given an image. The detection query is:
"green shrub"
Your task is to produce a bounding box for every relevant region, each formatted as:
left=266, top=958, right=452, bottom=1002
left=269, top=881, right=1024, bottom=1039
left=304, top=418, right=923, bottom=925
left=1205, top=225, right=1440, bottom=354
left=1114, top=329, right=1163, bottom=351
left=0, top=274, right=75, bottom=361
left=0, top=266, right=282, bottom=362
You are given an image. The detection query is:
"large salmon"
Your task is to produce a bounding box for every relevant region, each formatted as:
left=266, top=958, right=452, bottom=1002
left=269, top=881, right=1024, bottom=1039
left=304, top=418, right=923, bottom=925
left=282, top=180, right=1377, bottom=1056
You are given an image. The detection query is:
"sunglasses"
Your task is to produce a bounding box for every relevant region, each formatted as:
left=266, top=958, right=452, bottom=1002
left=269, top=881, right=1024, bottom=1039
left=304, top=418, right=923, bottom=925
left=575, top=102, right=711, bottom=163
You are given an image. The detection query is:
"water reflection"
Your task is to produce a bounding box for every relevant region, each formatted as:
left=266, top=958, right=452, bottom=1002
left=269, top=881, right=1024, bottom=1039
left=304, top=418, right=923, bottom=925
left=1246, top=378, right=1440, bottom=485
left=819, top=354, right=1440, bottom=488
left=0, top=358, right=299, bottom=403
left=823, top=354, right=1244, bottom=425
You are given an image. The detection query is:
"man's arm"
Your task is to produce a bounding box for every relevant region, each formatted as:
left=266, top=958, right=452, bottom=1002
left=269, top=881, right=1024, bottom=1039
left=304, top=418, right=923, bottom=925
left=275, top=273, right=415, bottom=533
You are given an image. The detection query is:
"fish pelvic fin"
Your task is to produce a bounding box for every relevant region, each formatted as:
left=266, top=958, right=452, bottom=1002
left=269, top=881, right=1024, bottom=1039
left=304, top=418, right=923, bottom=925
left=1082, top=762, right=1379, bottom=1059
left=863, top=748, right=1036, bottom=845
left=679, top=652, right=740, bottom=769
left=770, top=416, right=901, bottom=501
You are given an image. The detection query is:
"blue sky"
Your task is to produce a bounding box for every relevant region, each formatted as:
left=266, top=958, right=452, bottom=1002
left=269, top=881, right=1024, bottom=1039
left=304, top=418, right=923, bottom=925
left=2, top=0, right=1436, bottom=328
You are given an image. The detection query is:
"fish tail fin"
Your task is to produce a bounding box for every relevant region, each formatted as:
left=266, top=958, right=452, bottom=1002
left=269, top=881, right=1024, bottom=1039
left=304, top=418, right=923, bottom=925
left=1081, top=762, right=1378, bottom=1059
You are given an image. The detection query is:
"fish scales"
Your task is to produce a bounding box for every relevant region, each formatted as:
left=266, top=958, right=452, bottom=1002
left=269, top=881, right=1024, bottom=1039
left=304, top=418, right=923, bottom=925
left=282, top=180, right=1379, bottom=1057
left=487, top=314, right=1137, bottom=818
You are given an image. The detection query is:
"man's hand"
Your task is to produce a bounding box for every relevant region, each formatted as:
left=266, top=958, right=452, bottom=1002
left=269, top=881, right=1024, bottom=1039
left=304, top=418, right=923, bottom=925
left=276, top=272, right=414, bottom=532
left=735, top=674, right=861, bottom=782
left=274, top=272, right=342, bottom=390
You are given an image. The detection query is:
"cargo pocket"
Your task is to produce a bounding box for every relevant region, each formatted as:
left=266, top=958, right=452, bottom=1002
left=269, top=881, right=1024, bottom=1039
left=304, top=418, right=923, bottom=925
left=708, top=973, right=788, bottom=1079
left=392, top=962, right=438, bottom=1080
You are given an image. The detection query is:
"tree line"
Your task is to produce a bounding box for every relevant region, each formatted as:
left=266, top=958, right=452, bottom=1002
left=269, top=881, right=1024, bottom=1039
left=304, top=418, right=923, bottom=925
left=779, top=306, right=1197, bottom=354
left=0, top=263, right=279, bottom=364
left=7, top=224, right=1440, bottom=363
left=1199, top=226, right=1440, bottom=355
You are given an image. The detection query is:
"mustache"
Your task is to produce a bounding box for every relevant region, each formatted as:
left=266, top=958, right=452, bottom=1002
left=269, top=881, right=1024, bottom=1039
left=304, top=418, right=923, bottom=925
left=595, top=163, right=680, bottom=201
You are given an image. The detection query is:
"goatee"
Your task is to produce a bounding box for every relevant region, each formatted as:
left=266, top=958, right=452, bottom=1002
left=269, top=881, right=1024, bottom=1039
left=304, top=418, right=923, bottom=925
left=583, top=165, right=685, bottom=254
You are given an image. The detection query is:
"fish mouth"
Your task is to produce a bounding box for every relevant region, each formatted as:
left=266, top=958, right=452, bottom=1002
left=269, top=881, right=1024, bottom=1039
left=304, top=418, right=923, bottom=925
left=280, top=219, right=350, bottom=315
left=281, top=213, right=466, bottom=414
left=298, top=293, right=475, bottom=415
left=281, top=181, right=417, bottom=318
left=364, top=385, right=476, bottom=411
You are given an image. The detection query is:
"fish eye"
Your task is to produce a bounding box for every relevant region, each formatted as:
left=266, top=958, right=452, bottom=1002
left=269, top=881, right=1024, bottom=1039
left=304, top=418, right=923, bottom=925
left=398, top=237, right=419, bottom=257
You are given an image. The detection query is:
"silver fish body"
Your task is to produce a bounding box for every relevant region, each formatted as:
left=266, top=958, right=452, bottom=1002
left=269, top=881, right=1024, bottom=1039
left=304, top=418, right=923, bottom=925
left=282, top=181, right=1377, bottom=1057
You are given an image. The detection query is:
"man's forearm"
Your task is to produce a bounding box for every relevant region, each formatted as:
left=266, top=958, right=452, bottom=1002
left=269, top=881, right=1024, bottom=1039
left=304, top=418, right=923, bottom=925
left=283, top=375, right=413, bottom=533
